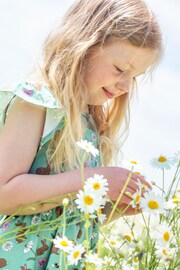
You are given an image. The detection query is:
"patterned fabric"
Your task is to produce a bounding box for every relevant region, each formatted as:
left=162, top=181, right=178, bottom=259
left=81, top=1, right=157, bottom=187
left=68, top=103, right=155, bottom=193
left=0, top=82, right=101, bottom=269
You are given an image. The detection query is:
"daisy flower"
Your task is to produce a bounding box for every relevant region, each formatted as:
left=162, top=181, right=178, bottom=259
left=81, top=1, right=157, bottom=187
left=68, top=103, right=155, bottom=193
left=102, top=256, right=116, bottom=267
left=84, top=174, right=109, bottom=197
left=67, top=244, right=85, bottom=266
left=137, top=179, right=150, bottom=191
left=150, top=155, right=173, bottom=170
left=155, top=247, right=175, bottom=261
left=85, top=253, right=103, bottom=267
left=97, top=208, right=107, bottom=224
left=152, top=223, right=174, bottom=247
left=164, top=193, right=180, bottom=210
left=76, top=139, right=99, bottom=157
left=104, top=236, right=121, bottom=250
left=75, top=190, right=102, bottom=214
left=140, top=192, right=165, bottom=215
left=53, top=236, right=74, bottom=252
left=130, top=190, right=142, bottom=208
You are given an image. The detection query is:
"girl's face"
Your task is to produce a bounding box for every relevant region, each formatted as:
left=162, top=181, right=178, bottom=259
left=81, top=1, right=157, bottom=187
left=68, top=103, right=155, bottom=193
left=83, top=39, right=157, bottom=108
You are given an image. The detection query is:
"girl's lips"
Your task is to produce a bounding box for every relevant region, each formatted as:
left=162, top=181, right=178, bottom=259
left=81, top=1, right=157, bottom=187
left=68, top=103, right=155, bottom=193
left=102, top=87, right=114, bottom=99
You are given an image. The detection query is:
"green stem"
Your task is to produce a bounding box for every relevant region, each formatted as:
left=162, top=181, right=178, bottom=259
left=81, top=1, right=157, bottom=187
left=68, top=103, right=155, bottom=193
left=107, top=171, right=133, bottom=223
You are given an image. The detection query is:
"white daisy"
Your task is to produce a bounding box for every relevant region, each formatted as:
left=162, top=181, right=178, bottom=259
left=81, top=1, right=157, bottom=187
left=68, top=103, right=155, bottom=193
left=67, top=244, right=85, bottom=266
left=84, top=174, right=108, bottom=197
left=24, top=240, right=33, bottom=253
left=104, top=236, right=120, bottom=250
left=2, top=241, right=13, bottom=251
left=150, top=155, right=173, bottom=170
left=76, top=139, right=99, bottom=157
left=137, top=179, right=150, bottom=191
left=140, top=192, right=165, bottom=215
left=152, top=223, right=174, bottom=247
left=97, top=210, right=107, bottom=224
left=155, top=247, right=175, bottom=260
left=130, top=190, right=142, bottom=208
left=102, top=256, right=116, bottom=267
left=85, top=253, right=103, bottom=267
left=53, top=236, right=74, bottom=253
left=164, top=193, right=180, bottom=210
left=75, top=190, right=102, bottom=214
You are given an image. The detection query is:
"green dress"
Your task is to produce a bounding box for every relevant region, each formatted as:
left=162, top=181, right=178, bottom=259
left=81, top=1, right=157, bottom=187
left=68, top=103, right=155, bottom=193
left=0, top=82, right=101, bottom=270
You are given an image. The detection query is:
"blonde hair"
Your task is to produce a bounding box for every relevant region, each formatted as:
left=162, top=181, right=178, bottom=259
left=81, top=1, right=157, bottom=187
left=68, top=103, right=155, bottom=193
left=36, top=0, right=162, bottom=171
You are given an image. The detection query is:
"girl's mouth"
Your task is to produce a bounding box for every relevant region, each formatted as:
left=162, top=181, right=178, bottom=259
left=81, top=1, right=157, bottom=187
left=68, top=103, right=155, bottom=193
left=102, top=87, right=114, bottom=99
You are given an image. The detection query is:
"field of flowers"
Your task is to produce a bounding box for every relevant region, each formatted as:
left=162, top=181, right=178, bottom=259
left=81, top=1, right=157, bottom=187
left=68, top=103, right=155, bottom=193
left=0, top=140, right=179, bottom=269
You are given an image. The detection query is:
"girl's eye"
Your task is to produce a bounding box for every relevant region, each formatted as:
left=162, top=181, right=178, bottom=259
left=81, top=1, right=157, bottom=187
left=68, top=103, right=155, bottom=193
left=115, top=66, right=124, bottom=73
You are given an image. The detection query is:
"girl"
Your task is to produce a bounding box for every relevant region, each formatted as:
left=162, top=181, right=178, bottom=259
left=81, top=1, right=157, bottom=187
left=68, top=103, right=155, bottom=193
left=0, top=0, right=162, bottom=269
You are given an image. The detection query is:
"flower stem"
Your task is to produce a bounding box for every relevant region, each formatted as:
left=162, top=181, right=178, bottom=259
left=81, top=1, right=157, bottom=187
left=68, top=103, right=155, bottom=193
left=107, top=171, right=133, bottom=223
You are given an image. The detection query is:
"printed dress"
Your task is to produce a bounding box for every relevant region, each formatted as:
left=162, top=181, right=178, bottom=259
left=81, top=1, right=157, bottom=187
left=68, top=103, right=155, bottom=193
left=0, top=82, right=101, bottom=270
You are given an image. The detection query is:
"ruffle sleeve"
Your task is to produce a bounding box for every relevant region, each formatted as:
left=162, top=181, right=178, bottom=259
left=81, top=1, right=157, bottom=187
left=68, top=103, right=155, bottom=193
left=0, top=82, right=65, bottom=148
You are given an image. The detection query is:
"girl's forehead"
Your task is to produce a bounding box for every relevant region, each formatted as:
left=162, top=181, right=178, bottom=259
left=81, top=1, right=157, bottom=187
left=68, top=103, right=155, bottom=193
left=92, top=39, right=158, bottom=74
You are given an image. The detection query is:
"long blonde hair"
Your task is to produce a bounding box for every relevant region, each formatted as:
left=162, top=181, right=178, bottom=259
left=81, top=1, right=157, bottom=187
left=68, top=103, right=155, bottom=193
left=36, top=0, right=162, bottom=171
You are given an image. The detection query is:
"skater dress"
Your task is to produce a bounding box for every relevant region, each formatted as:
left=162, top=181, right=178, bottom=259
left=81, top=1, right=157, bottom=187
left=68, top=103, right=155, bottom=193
left=0, top=82, right=101, bottom=270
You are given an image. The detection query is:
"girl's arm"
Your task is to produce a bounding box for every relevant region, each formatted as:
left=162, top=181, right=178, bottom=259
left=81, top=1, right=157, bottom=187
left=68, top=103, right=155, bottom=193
left=0, top=98, right=150, bottom=215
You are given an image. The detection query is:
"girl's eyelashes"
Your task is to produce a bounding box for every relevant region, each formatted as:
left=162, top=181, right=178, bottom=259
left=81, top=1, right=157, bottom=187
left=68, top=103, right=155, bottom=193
left=115, top=65, right=124, bottom=73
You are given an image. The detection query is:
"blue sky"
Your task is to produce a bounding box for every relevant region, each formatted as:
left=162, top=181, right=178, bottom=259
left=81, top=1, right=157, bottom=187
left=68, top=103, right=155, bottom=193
left=0, top=0, right=179, bottom=191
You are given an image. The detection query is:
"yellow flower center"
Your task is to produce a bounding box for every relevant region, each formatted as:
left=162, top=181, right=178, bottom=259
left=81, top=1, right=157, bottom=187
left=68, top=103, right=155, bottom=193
left=158, top=156, right=167, bottom=163
left=134, top=258, right=139, bottom=263
left=60, top=240, right=68, bottom=247
left=97, top=208, right=102, bottom=214
left=84, top=196, right=94, bottom=205
left=73, top=251, right=80, bottom=259
left=148, top=200, right=159, bottom=210
left=93, top=182, right=100, bottom=190
left=134, top=171, right=141, bottom=175
left=163, top=232, right=170, bottom=242
left=131, top=160, right=138, bottom=165
left=110, top=240, right=116, bottom=245
left=172, top=195, right=180, bottom=203
left=162, top=249, right=168, bottom=256
left=135, top=194, right=141, bottom=203
left=124, top=235, right=132, bottom=242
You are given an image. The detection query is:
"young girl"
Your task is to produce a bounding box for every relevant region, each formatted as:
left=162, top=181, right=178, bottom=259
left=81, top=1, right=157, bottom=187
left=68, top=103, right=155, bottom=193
left=0, top=0, right=162, bottom=269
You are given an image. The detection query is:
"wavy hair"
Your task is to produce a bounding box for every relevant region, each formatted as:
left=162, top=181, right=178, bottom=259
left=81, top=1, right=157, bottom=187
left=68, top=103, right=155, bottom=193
left=35, top=0, right=162, bottom=171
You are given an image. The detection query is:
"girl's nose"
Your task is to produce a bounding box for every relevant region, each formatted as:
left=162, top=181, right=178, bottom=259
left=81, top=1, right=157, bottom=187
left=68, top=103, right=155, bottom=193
left=115, top=74, right=132, bottom=94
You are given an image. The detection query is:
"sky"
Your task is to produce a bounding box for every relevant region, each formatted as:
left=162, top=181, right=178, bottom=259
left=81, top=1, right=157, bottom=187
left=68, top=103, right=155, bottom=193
left=0, top=0, right=179, bottom=192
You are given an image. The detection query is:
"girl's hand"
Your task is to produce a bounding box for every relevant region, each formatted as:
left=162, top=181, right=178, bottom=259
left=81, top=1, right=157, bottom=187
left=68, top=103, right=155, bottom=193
left=96, top=166, right=151, bottom=204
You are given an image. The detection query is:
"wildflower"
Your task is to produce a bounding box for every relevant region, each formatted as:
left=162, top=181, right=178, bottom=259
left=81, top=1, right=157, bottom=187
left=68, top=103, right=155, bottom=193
left=150, top=155, right=173, bottom=170
left=155, top=247, right=175, bottom=260
left=137, top=179, right=150, bottom=191
left=140, top=192, right=165, bottom=215
left=85, top=253, right=103, bottom=267
left=164, top=193, right=180, bottom=210
left=130, top=190, right=142, bottom=208
left=102, top=256, right=116, bottom=267
left=24, top=240, right=33, bottom=253
left=2, top=241, right=13, bottom=251
left=104, top=236, right=120, bottom=250
left=53, top=236, right=74, bottom=252
left=62, top=198, right=69, bottom=207
left=97, top=208, right=107, bottom=224
left=75, top=190, right=102, bottom=214
left=152, top=223, right=174, bottom=247
left=84, top=174, right=108, bottom=197
left=67, top=244, right=85, bottom=266
left=76, top=139, right=99, bottom=157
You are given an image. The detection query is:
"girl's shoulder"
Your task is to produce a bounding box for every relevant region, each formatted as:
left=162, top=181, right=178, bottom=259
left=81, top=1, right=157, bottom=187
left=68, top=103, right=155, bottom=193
left=0, top=81, right=59, bottom=109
